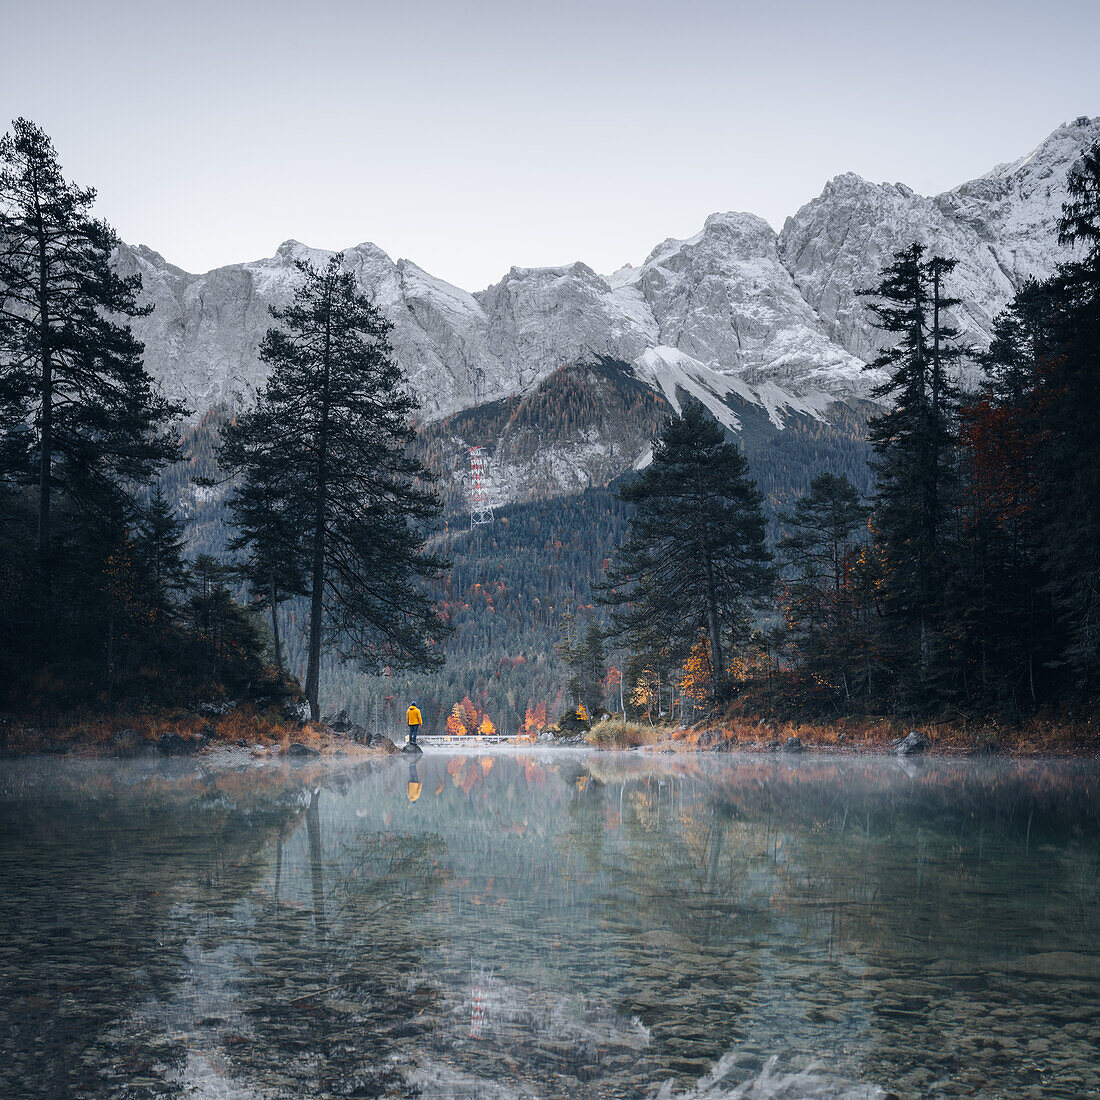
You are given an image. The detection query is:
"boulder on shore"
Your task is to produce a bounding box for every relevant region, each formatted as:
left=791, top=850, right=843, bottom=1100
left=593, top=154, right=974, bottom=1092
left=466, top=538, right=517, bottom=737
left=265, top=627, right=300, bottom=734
left=157, top=732, right=203, bottom=756
left=783, top=736, right=804, bottom=754
left=284, top=742, right=321, bottom=758
left=896, top=731, right=927, bottom=755
left=400, top=742, right=423, bottom=756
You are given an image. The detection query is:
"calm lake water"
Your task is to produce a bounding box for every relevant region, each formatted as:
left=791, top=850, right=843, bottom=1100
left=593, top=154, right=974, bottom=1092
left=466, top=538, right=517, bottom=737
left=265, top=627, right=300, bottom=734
left=0, top=750, right=1097, bottom=1100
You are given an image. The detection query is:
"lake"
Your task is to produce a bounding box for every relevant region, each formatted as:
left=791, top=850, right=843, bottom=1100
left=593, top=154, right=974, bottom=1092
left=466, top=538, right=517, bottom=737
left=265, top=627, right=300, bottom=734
left=1, top=750, right=1097, bottom=1099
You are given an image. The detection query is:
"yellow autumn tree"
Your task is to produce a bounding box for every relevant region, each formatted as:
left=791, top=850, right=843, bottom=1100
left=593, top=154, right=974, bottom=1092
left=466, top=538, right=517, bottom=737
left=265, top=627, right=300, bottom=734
left=460, top=696, right=480, bottom=736
left=478, top=715, right=496, bottom=736
left=446, top=704, right=466, bottom=735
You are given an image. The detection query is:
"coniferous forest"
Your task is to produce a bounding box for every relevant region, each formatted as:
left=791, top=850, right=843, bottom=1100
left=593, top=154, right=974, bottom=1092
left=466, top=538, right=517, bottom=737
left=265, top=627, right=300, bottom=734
left=2, top=117, right=1099, bottom=743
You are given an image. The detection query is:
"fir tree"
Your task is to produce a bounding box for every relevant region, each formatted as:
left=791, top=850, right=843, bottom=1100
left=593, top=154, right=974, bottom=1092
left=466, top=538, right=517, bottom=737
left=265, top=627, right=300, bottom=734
left=598, top=405, right=773, bottom=696
left=778, top=473, right=868, bottom=704
left=221, top=255, right=449, bottom=718
left=136, top=484, right=189, bottom=623
left=221, top=406, right=307, bottom=676
left=1036, top=145, right=1100, bottom=688
left=0, top=119, right=182, bottom=604
left=860, top=244, right=965, bottom=699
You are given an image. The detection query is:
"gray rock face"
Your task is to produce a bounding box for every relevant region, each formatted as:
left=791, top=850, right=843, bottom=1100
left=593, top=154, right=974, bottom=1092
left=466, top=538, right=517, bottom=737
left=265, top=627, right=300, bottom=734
left=620, top=212, right=868, bottom=400
left=779, top=117, right=1100, bottom=364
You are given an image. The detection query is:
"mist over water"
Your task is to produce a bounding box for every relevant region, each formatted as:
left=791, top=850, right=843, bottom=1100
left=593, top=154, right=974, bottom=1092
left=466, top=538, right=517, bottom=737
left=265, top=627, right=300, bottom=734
left=1, top=751, right=1097, bottom=1098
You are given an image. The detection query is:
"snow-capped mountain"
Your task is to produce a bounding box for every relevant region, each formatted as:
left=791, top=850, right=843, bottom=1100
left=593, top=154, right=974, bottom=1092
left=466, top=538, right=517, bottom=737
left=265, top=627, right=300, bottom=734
left=126, top=117, right=1097, bottom=507
left=779, top=115, right=1099, bottom=362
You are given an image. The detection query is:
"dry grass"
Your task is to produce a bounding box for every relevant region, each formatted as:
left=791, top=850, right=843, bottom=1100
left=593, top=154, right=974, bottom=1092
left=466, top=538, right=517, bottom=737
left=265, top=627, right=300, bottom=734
left=589, top=719, right=662, bottom=748
left=699, top=708, right=1100, bottom=756
left=0, top=702, right=335, bottom=755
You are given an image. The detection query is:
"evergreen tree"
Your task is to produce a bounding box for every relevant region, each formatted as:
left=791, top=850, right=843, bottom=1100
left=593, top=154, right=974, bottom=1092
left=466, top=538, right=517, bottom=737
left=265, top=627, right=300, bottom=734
left=598, top=405, right=773, bottom=696
left=185, top=554, right=265, bottom=689
left=950, top=283, right=1055, bottom=712
left=0, top=118, right=181, bottom=604
left=221, top=407, right=307, bottom=676
left=1036, top=145, right=1100, bottom=688
left=136, top=484, right=189, bottom=623
left=556, top=615, right=606, bottom=718
left=860, top=244, right=966, bottom=700
left=221, top=255, right=449, bottom=719
left=576, top=620, right=607, bottom=719
left=777, top=473, right=868, bottom=705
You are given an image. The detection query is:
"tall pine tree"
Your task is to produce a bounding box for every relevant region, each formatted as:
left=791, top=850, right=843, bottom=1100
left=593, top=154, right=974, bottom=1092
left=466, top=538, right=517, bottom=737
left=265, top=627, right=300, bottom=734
left=0, top=118, right=181, bottom=605
left=860, top=244, right=965, bottom=701
left=1036, top=145, right=1100, bottom=689
left=598, top=404, right=773, bottom=696
left=221, top=255, right=449, bottom=719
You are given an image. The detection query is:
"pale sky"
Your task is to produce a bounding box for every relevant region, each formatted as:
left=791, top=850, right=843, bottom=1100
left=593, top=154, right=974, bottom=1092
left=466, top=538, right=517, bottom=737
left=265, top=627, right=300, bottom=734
left=2, top=0, right=1098, bottom=290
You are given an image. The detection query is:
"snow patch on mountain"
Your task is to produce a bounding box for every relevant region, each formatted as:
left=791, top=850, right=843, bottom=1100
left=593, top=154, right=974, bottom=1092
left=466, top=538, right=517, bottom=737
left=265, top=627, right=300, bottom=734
left=633, top=346, right=838, bottom=431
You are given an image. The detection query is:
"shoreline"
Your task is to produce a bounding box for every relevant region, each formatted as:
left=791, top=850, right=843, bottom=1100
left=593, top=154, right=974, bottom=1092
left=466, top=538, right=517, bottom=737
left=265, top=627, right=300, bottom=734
left=2, top=701, right=1097, bottom=761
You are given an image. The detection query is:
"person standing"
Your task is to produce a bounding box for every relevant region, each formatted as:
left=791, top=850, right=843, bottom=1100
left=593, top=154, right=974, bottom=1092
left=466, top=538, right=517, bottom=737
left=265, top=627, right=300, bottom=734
left=406, top=700, right=423, bottom=745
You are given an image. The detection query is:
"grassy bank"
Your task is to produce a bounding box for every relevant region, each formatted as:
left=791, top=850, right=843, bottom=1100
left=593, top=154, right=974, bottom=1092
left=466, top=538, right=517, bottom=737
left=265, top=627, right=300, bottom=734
left=590, top=709, right=1100, bottom=756
left=0, top=703, right=389, bottom=757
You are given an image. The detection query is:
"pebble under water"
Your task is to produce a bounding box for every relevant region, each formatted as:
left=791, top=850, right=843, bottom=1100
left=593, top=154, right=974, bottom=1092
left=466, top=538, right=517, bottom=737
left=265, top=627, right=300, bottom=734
left=0, top=750, right=1098, bottom=1099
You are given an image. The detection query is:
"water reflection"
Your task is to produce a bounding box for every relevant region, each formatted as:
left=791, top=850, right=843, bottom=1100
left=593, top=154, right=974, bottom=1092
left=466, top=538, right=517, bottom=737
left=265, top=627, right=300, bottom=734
left=0, top=752, right=1097, bottom=1098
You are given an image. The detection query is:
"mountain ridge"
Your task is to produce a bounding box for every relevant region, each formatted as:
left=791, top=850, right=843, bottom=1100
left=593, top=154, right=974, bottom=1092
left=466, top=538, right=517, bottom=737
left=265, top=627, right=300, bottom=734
left=120, top=116, right=1098, bottom=507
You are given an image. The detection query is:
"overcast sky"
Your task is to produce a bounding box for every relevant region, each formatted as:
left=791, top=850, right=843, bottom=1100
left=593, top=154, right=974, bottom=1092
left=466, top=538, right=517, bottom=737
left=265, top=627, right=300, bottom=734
left=2, top=0, right=1098, bottom=289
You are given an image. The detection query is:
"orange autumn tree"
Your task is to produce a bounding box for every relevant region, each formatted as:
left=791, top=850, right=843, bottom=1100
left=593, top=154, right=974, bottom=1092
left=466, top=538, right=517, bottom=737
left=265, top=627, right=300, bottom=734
left=679, top=638, right=713, bottom=717
left=460, top=696, right=480, bottom=735
left=523, top=701, right=547, bottom=734
left=445, top=695, right=498, bottom=736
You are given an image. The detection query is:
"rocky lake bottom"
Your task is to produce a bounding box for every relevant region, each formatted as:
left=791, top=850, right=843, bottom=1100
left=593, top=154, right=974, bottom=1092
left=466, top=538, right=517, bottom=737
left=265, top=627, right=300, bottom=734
left=0, top=750, right=1097, bottom=1099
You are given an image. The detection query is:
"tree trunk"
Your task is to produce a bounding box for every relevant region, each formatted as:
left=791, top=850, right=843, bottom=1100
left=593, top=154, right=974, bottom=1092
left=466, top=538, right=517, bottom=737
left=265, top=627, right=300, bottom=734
left=269, top=571, right=284, bottom=676
left=702, top=551, right=724, bottom=681
left=36, top=229, right=52, bottom=600
left=304, top=292, right=334, bottom=721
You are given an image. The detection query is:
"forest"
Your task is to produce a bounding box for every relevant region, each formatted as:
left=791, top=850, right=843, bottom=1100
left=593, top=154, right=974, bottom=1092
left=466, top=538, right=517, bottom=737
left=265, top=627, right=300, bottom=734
left=2, top=116, right=1098, bottom=744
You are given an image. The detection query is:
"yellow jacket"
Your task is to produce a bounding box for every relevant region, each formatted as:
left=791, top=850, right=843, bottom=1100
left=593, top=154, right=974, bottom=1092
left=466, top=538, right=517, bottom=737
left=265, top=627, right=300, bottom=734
left=406, top=705, right=422, bottom=727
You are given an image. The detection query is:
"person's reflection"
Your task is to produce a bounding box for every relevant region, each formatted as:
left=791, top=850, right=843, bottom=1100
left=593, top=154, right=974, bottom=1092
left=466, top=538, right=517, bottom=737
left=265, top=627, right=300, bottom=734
left=407, top=760, right=422, bottom=804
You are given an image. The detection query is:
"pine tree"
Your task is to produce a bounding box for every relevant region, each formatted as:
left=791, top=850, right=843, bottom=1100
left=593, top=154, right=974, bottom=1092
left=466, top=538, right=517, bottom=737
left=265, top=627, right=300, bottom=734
left=136, top=484, right=189, bottom=624
left=860, top=244, right=966, bottom=700
left=1035, top=145, right=1100, bottom=688
left=221, top=408, right=307, bottom=677
left=598, top=405, right=773, bottom=696
left=778, top=472, right=868, bottom=705
left=221, top=255, right=449, bottom=719
left=0, top=119, right=182, bottom=604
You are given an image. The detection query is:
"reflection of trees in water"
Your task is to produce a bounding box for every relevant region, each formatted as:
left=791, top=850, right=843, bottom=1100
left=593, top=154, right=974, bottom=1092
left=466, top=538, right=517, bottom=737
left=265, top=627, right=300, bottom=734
left=553, top=769, right=777, bottom=1079
left=0, top=759, right=311, bottom=1098
left=227, top=786, right=451, bottom=1096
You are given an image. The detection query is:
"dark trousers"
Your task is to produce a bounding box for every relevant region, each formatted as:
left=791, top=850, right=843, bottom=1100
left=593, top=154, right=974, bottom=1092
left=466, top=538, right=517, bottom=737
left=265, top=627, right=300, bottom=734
left=408, top=724, right=420, bottom=743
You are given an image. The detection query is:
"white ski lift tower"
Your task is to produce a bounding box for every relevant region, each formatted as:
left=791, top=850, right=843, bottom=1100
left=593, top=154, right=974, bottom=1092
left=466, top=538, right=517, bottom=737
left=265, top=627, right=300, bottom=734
left=468, top=446, right=494, bottom=528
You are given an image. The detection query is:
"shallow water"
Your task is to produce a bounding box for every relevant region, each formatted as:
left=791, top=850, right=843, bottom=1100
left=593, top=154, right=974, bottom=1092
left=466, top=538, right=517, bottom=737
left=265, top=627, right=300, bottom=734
left=1, top=750, right=1098, bottom=1099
